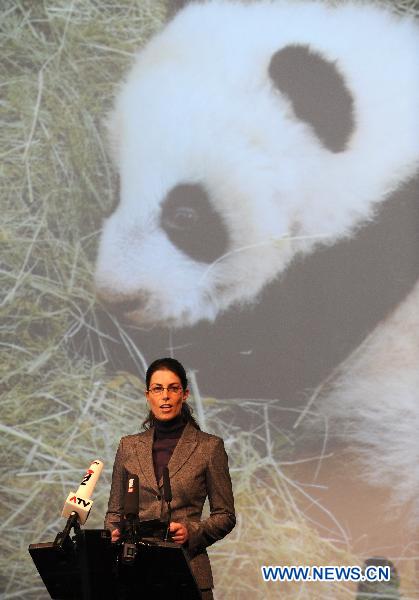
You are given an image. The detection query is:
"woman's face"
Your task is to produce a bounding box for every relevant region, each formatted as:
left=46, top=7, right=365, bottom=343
left=146, top=369, right=189, bottom=421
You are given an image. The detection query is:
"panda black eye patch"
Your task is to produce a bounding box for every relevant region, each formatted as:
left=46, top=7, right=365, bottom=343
left=160, top=183, right=229, bottom=264
left=269, top=44, right=354, bottom=153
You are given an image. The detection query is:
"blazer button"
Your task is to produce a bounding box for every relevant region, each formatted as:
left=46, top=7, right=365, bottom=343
left=156, top=494, right=161, bottom=500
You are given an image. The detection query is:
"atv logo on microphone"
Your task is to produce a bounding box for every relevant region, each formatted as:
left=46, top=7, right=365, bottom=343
left=69, top=496, right=91, bottom=508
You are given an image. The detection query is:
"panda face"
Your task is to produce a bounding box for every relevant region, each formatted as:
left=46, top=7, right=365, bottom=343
left=95, top=0, right=419, bottom=327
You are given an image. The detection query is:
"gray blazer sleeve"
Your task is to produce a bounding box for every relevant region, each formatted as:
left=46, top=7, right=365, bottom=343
left=104, top=438, right=127, bottom=533
left=186, top=437, right=236, bottom=555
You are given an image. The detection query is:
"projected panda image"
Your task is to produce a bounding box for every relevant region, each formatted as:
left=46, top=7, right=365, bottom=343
left=93, top=0, right=419, bottom=557
left=95, top=0, right=419, bottom=408
left=2, top=0, right=419, bottom=598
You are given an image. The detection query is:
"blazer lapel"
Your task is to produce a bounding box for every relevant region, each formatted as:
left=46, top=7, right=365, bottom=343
left=167, top=422, right=198, bottom=479
left=134, top=428, right=159, bottom=493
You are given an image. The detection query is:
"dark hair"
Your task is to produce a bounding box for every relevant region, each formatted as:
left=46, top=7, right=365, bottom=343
left=146, top=357, right=188, bottom=390
left=142, top=357, right=200, bottom=430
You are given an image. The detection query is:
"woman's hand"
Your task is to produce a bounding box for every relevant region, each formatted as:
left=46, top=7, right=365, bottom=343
left=111, top=528, right=121, bottom=543
left=169, top=521, right=189, bottom=544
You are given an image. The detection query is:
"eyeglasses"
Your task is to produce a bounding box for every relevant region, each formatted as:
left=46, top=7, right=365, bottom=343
left=148, top=384, right=183, bottom=396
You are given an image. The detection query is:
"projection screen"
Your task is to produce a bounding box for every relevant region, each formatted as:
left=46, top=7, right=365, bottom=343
left=1, top=0, right=418, bottom=597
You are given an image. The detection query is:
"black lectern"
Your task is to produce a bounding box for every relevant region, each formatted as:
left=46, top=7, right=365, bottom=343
left=29, top=530, right=202, bottom=599
left=29, top=529, right=115, bottom=599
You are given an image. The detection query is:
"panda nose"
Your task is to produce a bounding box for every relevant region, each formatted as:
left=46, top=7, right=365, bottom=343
left=97, top=290, right=149, bottom=315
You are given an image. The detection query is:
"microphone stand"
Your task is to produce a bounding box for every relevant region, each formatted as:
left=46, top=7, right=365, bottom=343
left=122, top=515, right=139, bottom=564
left=164, top=501, right=172, bottom=542
left=53, top=511, right=80, bottom=552
left=163, top=467, right=172, bottom=542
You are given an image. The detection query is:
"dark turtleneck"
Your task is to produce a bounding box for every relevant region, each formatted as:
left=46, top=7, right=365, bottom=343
left=152, top=415, right=186, bottom=484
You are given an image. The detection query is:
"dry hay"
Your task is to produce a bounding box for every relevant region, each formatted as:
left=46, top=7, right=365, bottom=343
left=1, top=0, right=418, bottom=598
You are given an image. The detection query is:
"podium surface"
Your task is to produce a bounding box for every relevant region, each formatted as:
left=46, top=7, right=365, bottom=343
left=29, top=529, right=201, bottom=599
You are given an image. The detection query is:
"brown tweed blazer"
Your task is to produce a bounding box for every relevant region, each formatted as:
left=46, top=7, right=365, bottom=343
left=104, top=422, right=236, bottom=589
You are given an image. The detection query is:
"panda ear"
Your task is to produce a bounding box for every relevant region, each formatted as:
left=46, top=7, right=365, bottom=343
left=269, top=45, right=354, bottom=153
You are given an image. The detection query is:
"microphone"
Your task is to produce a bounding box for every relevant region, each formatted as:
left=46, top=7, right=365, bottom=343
left=54, top=460, right=104, bottom=551
left=124, top=474, right=139, bottom=518
left=122, top=474, right=140, bottom=564
left=163, top=467, right=172, bottom=541
left=61, top=460, right=104, bottom=525
left=163, top=467, right=172, bottom=504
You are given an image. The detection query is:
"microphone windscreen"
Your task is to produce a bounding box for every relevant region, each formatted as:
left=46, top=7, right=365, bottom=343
left=61, top=459, right=104, bottom=525
left=76, top=460, right=104, bottom=498
left=124, top=474, right=139, bottom=518
left=163, top=467, right=172, bottom=503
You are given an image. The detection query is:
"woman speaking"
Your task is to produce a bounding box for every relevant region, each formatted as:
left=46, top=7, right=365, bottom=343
left=105, top=357, right=236, bottom=599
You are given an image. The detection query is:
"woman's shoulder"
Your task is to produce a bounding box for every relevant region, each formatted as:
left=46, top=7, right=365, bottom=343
left=118, top=429, right=152, bottom=447
left=117, top=424, right=227, bottom=449
left=193, top=426, right=225, bottom=448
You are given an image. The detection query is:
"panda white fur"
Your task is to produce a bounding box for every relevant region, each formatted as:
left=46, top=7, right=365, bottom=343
left=311, top=279, right=419, bottom=526
left=94, top=0, right=419, bottom=528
